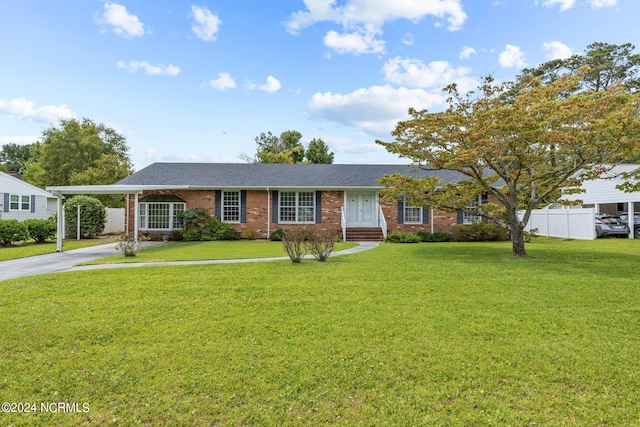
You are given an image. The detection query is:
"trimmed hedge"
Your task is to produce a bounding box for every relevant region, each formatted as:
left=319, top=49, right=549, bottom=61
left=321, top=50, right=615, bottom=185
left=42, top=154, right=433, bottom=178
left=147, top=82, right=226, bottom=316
left=0, top=219, right=29, bottom=246
left=386, top=231, right=421, bottom=243
left=179, top=208, right=240, bottom=241
left=416, top=231, right=454, bottom=242
left=451, top=223, right=508, bottom=242
left=64, top=195, right=106, bottom=238
left=23, top=219, right=57, bottom=243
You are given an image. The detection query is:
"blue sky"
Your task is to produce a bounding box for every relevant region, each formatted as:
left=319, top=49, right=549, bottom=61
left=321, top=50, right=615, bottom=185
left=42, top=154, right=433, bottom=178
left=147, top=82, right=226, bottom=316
left=1, top=0, right=638, bottom=170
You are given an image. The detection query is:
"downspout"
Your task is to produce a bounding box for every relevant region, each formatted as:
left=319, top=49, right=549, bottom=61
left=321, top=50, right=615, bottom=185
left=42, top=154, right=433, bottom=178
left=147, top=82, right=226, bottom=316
left=430, top=207, right=434, bottom=234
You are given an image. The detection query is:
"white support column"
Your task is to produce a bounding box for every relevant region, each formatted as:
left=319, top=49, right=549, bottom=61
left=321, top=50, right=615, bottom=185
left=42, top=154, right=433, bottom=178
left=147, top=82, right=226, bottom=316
left=629, top=201, right=635, bottom=239
left=56, top=195, right=63, bottom=252
left=134, top=192, right=139, bottom=243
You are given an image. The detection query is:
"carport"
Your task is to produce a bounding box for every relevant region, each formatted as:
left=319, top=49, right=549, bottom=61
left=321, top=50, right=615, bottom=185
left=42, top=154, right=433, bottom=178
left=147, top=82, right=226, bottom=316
left=562, top=164, right=640, bottom=239
left=46, top=184, right=188, bottom=252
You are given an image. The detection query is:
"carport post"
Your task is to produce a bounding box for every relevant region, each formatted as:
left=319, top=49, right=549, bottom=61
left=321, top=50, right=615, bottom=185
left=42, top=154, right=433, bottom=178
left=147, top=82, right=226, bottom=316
left=56, top=195, right=63, bottom=252
left=134, top=192, right=139, bottom=243
left=629, top=202, right=635, bottom=239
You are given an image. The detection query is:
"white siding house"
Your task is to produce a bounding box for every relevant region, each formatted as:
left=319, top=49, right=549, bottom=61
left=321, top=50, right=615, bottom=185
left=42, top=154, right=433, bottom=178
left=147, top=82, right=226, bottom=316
left=562, top=165, right=640, bottom=216
left=0, top=172, right=57, bottom=220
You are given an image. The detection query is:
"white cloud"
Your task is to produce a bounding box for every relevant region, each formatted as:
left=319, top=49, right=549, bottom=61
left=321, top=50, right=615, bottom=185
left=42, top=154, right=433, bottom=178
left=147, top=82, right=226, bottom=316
left=0, top=98, right=76, bottom=124
left=117, top=60, right=181, bottom=76
left=0, top=136, right=41, bottom=145
left=323, top=30, right=385, bottom=55
left=247, top=76, right=282, bottom=93
left=537, top=0, right=576, bottom=11
left=459, top=46, right=476, bottom=59
left=308, top=85, right=444, bottom=137
left=589, top=0, right=617, bottom=7
left=542, top=41, right=573, bottom=60
left=499, top=44, right=526, bottom=68
left=97, top=2, right=145, bottom=38
left=206, top=73, right=236, bottom=91
left=286, top=0, right=467, bottom=55
left=191, top=5, right=222, bottom=42
left=402, top=33, right=414, bottom=46
left=382, top=57, right=478, bottom=93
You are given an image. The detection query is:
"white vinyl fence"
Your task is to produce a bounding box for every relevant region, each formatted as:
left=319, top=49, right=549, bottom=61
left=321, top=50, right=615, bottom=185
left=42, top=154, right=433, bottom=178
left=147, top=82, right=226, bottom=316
left=104, top=208, right=125, bottom=234
left=519, top=207, right=596, bottom=240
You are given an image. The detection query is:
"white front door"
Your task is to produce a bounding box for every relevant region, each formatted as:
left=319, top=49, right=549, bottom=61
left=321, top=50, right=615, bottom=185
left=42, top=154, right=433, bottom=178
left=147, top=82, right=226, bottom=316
left=346, top=192, right=377, bottom=227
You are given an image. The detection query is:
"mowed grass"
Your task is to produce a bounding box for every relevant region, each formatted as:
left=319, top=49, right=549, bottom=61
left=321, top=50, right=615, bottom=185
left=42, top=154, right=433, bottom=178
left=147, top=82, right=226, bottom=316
left=82, top=240, right=359, bottom=264
left=1, top=238, right=639, bottom=426
left=0, top=238, right=116, bottom=261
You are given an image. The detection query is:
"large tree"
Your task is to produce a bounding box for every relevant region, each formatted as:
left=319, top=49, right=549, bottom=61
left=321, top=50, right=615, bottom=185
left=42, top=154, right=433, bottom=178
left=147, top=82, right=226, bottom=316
left=23, top=118, right=133, bottom=206
left=0, top=142, right=35, bottom=174
left=305, top=138, right=334, bottom=164
left=377, top=71, right=640, bottom=257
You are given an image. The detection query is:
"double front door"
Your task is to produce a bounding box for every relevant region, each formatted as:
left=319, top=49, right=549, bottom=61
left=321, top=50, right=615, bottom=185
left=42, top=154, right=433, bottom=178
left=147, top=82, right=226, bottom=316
left=346, top=192, right=377, bottom=227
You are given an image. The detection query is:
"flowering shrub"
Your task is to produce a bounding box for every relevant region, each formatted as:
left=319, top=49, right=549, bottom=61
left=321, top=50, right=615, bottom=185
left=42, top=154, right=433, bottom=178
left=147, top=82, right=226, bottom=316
left=115, top=232, right=149, bottom=257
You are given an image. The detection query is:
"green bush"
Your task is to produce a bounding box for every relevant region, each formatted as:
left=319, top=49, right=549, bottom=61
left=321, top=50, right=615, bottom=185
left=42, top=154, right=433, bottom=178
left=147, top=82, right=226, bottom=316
left=386, top=231, right=421, bottom=243
left=451, top=222, right=508, bottom=242
left=416, top=231, right=454, bottom=242
left=64, top=195, right=106, bottom=238
left=180, top=208, right=240, bottom=241
left=0, top=219, right=29, bottom=246
left=269, top=229, right=287, bottom=241
left=23, top=219, right=57, bottom=243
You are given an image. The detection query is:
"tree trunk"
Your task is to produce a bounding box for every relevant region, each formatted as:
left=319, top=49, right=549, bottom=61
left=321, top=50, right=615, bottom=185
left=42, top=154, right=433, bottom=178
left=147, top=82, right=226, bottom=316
left=511, top=228, right=527, bottom=257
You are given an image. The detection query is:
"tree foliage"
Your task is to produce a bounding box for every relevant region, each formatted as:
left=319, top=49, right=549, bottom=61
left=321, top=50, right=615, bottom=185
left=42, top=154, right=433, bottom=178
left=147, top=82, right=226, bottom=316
left=377, top=70, right=640, bottom=257
left=243, top=130, right=334, bottom=164
left=23, top=118, right=133, bottom=205
left=0, top=143, right=35, bottom=174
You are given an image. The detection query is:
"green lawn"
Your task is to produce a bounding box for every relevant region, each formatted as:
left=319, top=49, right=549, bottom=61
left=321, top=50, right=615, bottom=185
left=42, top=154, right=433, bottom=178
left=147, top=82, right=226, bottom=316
left=1, top=238, right=639, bottom=426
left=0, top=238, right=116, bottom=261
left=83, top=240, right=359, bottom=264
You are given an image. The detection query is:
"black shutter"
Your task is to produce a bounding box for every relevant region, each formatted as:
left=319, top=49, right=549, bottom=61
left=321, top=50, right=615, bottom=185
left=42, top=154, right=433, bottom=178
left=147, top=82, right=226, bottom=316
left=214, top=190, right=221, bottom=219
left=3, top=193, right=9, bottom=212
left=397, top=200, right=404, bottom=224
left=422, top=208, right=429, bottom=224
left=457, top=211, right=464, bottom=224
left=240, top=190, right=247, bottom=223
left=272, top=191, right=279, bottom=223
left=315, top=191, right=322, bottom=223
left=31, top=195, right=36, bottom=213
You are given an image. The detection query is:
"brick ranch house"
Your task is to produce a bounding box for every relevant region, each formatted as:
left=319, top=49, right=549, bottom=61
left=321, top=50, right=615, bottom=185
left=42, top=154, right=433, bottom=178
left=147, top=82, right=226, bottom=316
left=47, top=163, right=489, bottom=248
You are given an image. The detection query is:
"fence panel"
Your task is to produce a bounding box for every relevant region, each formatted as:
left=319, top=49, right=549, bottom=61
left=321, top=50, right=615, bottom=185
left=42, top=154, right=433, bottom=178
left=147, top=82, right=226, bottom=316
left=104, top=208, right=125, bottom=234
left=520, top=208, right=596, bottom=240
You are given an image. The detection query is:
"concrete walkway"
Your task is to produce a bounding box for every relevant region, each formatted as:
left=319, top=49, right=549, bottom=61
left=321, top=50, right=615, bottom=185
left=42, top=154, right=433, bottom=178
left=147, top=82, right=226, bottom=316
left=0, top=241, right=380, bottom=281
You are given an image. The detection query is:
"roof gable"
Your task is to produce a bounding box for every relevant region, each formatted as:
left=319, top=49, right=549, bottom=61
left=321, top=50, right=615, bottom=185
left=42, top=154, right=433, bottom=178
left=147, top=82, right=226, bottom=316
left=0, top=172, right=56, bottom=198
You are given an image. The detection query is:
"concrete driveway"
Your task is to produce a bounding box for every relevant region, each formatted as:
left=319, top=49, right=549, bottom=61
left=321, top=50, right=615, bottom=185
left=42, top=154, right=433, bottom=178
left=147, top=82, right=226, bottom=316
left=0, top=241, right=380, bottom=281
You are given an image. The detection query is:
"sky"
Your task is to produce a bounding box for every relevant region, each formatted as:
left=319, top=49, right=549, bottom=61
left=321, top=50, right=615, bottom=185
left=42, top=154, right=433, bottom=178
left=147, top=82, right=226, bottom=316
left=1, top=0, right=639, bottom=171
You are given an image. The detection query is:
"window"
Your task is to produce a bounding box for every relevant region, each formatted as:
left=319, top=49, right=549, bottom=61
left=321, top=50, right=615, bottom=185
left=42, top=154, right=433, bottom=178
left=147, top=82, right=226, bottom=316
left=279, top=191, right=315, bottom=223
left=139, top=202, right=185, bottom=230
left=9, top=194, right=30, bottom=211
left=404, top=205, right=423, bottom=224
left=222, top=191, right=240, bottom=223
left=463, top=195, right=484, bottom=224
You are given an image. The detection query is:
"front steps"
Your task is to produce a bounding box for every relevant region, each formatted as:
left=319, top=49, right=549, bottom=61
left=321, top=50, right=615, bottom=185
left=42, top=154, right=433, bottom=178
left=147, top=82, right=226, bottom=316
left=345, top=227, right=385, bottom=242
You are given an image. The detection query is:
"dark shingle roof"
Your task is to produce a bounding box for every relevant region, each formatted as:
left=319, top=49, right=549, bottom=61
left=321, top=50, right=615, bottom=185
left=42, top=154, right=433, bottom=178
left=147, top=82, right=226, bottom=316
left=116, top=163, right=467, bottom=189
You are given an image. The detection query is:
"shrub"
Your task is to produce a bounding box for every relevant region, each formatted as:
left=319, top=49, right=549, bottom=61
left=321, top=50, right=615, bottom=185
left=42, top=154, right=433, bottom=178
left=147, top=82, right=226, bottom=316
left=64, top=195, right=106, bottom=238
left=179, top=208, right=240, bottom=241
left=115, top=232, right=149, bottom=257
left=169, top=230, right=184, bottom=241
left=0, top=219, right=29, bottom=246
left=269, top=229, right=287, bottom=241
left=281, top=228, right=308, bottom=263
left=245, top=228, right=257, bottom=240
left=451, top=222, right=508, bottom=242
left=23, top=219, right=57, bottom=243
left=307, top=227, right=340, bottom=262
left=386, top=231, right=421, bottom=243
left=417, top=231, right=454, bottom=242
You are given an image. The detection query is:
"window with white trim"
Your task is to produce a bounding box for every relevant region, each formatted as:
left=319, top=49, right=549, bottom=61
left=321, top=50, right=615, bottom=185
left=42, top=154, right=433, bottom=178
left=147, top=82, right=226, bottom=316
left=463, top=195, right=483, bottom=224
left=10, top=195, right=30, bottom=211
left=139, top=202, right=185, bottom=230
left=222, top=191, right=240, bottom=223
left=279, top=191, right=315, bottom=223
left=404, top=205, right=423, bottom=224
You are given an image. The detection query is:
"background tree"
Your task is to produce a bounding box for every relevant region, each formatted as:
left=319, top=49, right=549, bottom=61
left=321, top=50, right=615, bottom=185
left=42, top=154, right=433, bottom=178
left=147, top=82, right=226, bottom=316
left=0, top=142, right=35, bottom=174
left=377, top=71, right=640, bottom=257
left=305, top=138, right=335, bottom=164
left=23, top=118, right=133, bottom=206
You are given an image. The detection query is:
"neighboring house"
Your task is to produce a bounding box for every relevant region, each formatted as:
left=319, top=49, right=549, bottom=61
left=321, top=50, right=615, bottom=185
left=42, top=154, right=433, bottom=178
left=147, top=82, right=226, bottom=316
left=48, top=163, right=490, bottom=242
left=0, top=171, right=57, bottom=220
left=562, top=164, right=640, bottom=216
